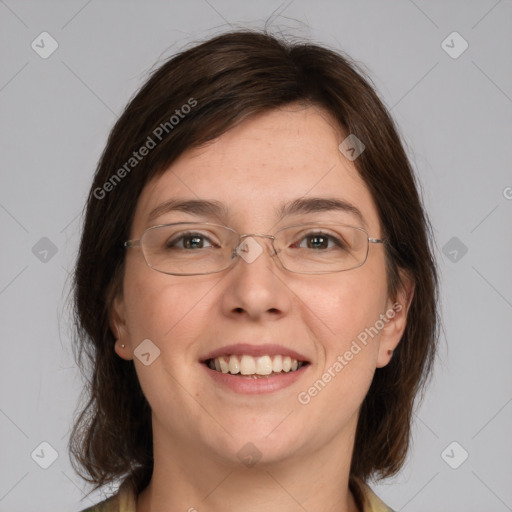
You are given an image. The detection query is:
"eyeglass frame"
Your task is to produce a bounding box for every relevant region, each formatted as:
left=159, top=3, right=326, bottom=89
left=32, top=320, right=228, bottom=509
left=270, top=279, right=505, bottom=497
left=123, top=221, right=386, bottom=276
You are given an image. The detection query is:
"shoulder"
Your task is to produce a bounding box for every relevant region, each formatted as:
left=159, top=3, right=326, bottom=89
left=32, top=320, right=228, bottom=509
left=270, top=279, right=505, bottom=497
left=351, top=476, right=395, bottom=512
left=77, top=494, right=119, bottom=512
left=77, top=481, right=137, bottom=512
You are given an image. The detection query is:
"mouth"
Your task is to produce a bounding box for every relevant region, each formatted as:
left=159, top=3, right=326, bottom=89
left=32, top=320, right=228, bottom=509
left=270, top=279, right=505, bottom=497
left=204, top=354, right=310, bottom=378
left=200, top=343, right=311, bottom=393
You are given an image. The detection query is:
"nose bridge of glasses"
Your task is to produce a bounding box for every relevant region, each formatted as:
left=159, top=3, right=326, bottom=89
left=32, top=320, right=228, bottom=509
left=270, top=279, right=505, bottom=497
left=235, top=233, right=278, bottom=261
left=238, top=232, right=275, bottom=243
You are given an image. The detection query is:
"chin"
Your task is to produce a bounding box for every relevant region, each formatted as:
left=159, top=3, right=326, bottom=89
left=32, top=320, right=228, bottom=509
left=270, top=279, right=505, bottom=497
left=201, top=420, right=306, bottom=468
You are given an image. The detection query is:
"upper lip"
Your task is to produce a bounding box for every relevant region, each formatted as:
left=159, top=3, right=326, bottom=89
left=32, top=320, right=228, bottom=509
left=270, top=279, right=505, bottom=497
left=200, top=343, right=310, bottom=363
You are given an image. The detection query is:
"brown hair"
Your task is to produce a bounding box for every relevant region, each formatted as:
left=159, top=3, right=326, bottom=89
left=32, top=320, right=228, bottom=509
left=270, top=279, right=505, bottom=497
left=69, top=28, right=439, bottom=501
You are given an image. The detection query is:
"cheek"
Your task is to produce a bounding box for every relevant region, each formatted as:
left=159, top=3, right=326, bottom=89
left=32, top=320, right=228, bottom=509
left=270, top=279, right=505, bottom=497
left=123, top=266, right=220, bottom=349
left=295, top=276, right=386, bottom=422
left=121, top=271, right=220, bottom=412
left=298, top=267, right=388, bottom=348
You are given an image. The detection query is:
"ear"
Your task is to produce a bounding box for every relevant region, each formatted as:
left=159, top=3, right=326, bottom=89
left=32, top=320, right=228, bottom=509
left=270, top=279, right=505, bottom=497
left=376, top=270, right=415, bottom=368
left=110, top=292, right=132, bottom=360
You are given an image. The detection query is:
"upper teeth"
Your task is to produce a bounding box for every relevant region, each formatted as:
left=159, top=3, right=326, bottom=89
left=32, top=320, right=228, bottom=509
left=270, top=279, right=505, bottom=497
left=208, top=355, right=303, bottom=375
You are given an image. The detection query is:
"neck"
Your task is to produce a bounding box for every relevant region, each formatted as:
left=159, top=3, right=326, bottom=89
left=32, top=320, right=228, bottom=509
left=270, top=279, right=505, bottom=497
left=136, top=418, right=360, bottom=512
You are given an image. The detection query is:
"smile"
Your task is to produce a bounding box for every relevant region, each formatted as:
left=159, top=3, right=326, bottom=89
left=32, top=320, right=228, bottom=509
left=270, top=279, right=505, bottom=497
left=206, top=354, right=307, bottom=377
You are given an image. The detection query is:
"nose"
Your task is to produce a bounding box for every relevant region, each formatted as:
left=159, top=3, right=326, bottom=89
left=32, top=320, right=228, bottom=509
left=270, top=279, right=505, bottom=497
left=222, top=234, right=290, bottom=320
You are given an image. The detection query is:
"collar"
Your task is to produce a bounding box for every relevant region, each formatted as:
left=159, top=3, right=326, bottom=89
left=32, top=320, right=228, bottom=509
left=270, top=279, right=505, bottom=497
left=113, top=476, right=393, bottom=512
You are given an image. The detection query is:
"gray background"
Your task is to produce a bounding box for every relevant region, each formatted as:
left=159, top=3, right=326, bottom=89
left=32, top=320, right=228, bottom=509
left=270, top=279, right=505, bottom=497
left=1, top=1, right=511, bottom=511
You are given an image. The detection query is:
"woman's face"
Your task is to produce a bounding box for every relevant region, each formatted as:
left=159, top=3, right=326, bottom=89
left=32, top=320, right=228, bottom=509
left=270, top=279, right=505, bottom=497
left=112, top=105, right=408, bottom=467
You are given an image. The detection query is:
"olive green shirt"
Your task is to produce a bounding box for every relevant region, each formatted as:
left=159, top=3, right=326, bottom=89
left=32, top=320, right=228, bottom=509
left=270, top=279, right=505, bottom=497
left=79, top=477, right=394, bottom=512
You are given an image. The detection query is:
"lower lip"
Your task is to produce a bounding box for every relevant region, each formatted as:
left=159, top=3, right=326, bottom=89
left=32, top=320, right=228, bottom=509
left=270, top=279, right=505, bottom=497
left=202, top=363, right=310, bottom=394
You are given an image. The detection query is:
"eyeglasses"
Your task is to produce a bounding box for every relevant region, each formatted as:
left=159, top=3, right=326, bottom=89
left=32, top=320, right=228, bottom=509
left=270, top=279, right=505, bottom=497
left=124, top=222, right=385, bottom=276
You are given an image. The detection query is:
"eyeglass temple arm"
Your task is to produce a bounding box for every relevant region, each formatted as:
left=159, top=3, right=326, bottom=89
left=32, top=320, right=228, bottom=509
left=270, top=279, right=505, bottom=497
left=124, top=240, right=141, bottom=248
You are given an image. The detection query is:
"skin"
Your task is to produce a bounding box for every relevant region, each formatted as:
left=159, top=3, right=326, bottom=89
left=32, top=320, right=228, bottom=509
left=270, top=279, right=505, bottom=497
left=111, top=104, right=413, bottom=512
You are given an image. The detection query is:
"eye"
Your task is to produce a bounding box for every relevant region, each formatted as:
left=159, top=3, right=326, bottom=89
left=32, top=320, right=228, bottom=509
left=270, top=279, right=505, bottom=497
left=166, top=232, right=217, bottom=250
left=293, top=231, right=348, bottom=250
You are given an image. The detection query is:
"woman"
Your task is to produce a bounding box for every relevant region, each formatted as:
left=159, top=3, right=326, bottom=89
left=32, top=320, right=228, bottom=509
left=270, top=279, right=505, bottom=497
left=70, top=29, right=438, bottom=512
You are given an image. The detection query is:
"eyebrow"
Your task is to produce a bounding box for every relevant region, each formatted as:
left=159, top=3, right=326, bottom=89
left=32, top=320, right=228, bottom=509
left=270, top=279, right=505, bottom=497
left=276, top=197, right=366, bottom=226
left=147, top=197, right=366, bottom=227
left=147, top=198, right=229, bottom=223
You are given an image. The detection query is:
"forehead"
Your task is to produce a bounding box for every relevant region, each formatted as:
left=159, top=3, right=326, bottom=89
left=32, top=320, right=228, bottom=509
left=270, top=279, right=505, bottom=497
left=132, top=105, right=381, bottom=234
